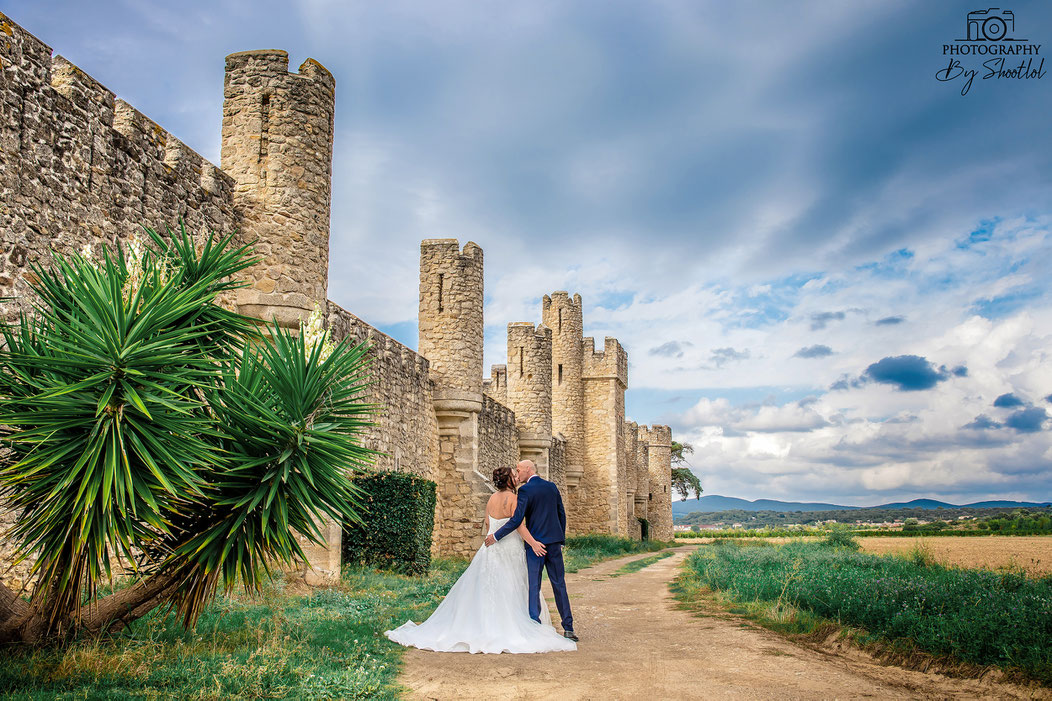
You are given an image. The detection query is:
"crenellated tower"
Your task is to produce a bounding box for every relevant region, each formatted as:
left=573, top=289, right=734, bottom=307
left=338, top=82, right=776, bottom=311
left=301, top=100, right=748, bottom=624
left=221, top=49, right=336, bottom=327
left=506, top=322, right=553, bottom=476
left=419, top=239, right=491, bottom=557
left=582, top=336, right=630, bottom=536
left=642, top=425, right=673, bottom=542
left=542, top=292, right=585, bottom=488
left=419, top=239, right=484, bottom=400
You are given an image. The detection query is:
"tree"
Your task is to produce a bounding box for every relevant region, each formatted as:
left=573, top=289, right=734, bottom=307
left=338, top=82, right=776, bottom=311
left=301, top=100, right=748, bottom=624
left=0, top=227, right=372, bottom=643
left=670, top=440, right=702, bottom=501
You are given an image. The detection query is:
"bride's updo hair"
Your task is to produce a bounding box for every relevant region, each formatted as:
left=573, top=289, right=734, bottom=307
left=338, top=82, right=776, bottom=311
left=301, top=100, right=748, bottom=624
left=492, top=466, right=516, bottom=492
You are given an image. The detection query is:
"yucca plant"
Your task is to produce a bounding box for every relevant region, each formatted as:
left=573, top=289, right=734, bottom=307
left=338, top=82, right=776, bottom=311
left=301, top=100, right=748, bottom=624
left=0, top=226, right=371, bottom=643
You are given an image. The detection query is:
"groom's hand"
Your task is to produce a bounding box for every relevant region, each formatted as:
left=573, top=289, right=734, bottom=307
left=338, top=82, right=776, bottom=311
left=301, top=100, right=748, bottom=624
left=484, top=534, right=496, bottom=547
left=530, top=541, right=546, bottom=557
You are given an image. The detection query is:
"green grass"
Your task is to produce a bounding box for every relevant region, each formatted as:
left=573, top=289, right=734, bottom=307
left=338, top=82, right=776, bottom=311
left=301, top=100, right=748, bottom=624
left=0, top=559, right=468, bottom=700
left=609, top=550, right=675, bottom=577
left=0, top=534, right=669, bottom=698
left=676, top=540, right=1052, bottom=685
left=563, top=535, right=675, bottom=573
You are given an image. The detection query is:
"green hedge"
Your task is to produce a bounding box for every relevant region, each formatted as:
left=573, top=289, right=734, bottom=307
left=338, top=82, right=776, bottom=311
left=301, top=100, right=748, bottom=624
left=342, top=471, right=436, bottom=575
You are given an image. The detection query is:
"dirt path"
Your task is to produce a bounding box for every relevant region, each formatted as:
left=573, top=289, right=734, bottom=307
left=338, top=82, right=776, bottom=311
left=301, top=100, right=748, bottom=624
left=397, top=546, right=1047, bottom=700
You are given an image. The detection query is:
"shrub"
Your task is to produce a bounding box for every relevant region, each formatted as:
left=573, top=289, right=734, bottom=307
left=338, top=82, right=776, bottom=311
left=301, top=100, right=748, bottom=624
left=0, top=228, right=372, bottom=643
left=822, top=527, right=860, bottom=550
left=343, top=471, right=437, bottom=575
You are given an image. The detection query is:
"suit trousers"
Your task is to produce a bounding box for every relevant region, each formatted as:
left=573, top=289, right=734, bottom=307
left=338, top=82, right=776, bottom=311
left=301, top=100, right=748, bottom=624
left=525, top=543, right=573, bottom=632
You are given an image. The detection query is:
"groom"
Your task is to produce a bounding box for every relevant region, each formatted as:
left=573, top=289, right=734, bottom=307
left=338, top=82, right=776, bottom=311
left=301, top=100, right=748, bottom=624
left=485, top=459, right=578, bottom=642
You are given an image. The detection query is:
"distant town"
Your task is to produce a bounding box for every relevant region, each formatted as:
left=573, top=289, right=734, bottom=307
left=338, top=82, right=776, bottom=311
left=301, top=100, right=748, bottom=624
left=674, top=505, right=1052, bottom=534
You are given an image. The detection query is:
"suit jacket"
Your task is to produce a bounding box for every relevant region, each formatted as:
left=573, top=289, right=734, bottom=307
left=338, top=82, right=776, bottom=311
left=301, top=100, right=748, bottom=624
left=493, top=476, right=567, bottom=545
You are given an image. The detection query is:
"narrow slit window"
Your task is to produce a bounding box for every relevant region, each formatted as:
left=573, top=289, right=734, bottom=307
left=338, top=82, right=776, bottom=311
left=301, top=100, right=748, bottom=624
left=558, top=364, right=563, bottom=385
left=519, top=346, right=524, bottom=377
left=437, top=273, right=444, bottom=313
left=558, top=308, right=562, bottom=333
left=259, top=94, right=270, bottom=163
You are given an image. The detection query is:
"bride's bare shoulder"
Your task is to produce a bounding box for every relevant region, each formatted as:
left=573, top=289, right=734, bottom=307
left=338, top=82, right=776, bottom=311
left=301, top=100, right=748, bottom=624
left=484, top=491, right=507, bottom=515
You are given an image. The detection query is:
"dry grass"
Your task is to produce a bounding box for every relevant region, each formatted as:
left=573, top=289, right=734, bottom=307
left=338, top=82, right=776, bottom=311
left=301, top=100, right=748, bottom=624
left=859, top=536, right=1052, bottom=576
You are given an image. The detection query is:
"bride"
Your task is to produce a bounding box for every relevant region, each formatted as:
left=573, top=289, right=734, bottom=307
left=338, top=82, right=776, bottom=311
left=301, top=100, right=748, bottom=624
left=384, top=466, right=577, bottom=654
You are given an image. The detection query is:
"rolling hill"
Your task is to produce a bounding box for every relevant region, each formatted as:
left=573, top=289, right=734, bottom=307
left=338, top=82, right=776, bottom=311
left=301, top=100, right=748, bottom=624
left=670, top=495, right=1050, bottom=516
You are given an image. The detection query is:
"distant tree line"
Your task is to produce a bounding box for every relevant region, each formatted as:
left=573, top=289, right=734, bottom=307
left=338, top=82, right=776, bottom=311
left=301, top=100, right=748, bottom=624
left=675, top=505, right=1052, bottom=532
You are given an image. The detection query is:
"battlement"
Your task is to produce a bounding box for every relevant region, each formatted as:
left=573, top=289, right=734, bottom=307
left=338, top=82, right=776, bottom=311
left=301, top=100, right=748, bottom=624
left=483, top=364, right=508, bottom=403
left=225, top=49, right=335, bottom=93
left=0, top=14, right=235, bottom=211
left=638, top=424, right=672, bottom=448
left=0, top=11, right=241, bottom=321
left=420, top=239, right=484, bottom=264
left=506, top=322, right=553, bottom=439
left=419, top=239, right=485, bottom=396
left=582, top=336, right=629, bottom=388
left=50, top=55, right=115, bottom=126
left=543, top=290, right=583, bottom=313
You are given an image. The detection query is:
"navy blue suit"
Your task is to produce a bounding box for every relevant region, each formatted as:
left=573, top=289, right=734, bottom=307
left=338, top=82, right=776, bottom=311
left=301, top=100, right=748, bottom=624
left=493, top=476, right=574, bottom=632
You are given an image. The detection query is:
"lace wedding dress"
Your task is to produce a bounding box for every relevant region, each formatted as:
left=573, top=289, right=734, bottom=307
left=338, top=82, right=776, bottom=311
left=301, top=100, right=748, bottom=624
left=384, top=516, right=577, bottom=654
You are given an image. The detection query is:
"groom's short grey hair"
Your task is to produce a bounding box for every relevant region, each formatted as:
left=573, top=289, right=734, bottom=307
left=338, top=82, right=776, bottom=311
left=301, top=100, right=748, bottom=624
left=516, top=459, right=536, bottom=474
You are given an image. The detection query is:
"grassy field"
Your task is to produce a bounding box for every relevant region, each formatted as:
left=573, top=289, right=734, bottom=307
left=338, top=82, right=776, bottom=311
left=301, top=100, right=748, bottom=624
left=0, top=535, right=668, bottom=699
left=676, top=540, right=1052, bottom=685
left=676, top=535, right=1052, bottom=575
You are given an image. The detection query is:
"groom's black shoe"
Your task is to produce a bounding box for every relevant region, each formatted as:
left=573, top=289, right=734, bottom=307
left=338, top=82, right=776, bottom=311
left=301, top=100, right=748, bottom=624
left=563, top=630, right=579, bottom=642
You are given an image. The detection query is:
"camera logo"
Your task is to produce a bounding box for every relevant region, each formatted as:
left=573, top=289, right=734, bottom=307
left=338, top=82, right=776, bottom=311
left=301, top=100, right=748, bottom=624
left=938, top=6, right=1044, bottom=96
left=959, top=8, right=1026, bottom=42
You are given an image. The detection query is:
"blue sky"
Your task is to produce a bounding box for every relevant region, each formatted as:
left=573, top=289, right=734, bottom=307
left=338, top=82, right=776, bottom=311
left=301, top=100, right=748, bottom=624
left=6, top=0, right=1051, bottom=505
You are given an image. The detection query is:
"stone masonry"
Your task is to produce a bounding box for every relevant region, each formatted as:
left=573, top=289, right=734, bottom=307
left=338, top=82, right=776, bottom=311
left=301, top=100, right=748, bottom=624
left=0, top=12, right=675, bottom=582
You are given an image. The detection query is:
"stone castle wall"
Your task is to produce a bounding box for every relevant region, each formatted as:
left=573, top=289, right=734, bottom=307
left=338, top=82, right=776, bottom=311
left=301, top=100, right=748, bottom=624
left=548, top=436, right=567, bottom=495
left=0, top=13, right=677, bottom=583
left=0, top=14, right=240, bottom=319
left=478, top=395, right=519, bottom=481
left=482, top=364, right=507, bottom=404
left=325, top=302, right=438, bottom=479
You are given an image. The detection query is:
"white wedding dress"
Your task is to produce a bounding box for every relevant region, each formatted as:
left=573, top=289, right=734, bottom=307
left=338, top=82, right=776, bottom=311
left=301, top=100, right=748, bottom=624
left=385, top=517, right=577, bottom=654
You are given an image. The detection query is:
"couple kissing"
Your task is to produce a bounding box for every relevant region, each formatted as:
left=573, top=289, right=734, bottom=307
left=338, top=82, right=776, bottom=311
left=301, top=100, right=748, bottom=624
left=385, top=459, right=578, bottom=654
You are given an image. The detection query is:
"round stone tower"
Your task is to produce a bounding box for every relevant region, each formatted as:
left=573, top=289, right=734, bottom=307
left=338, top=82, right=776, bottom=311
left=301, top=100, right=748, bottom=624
left=221, top=49, right=335, bottom=327
left=419, top=239, right=484, bottom=404
left=645, top=425, right=673, bottom=542
left=506, top=322, right=553, bottom=474
left=542, top=292, right=585, bottom=487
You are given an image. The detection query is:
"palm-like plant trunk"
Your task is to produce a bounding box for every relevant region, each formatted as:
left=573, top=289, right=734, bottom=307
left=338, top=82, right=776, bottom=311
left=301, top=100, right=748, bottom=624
left=0, top=574, right=178, bottom=644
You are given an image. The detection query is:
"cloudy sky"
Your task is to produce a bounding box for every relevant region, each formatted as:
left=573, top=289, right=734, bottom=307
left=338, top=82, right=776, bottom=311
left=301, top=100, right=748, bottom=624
left=7, top=0, right=1051, bottom=505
